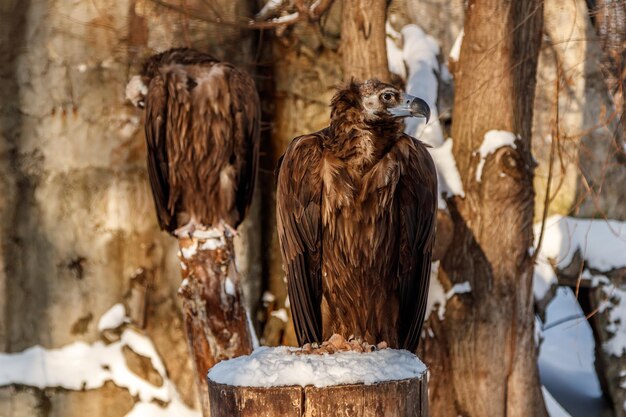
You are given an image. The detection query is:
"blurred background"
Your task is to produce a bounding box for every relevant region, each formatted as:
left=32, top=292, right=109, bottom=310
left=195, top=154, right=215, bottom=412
left=0, top=0, right=624, bottom=416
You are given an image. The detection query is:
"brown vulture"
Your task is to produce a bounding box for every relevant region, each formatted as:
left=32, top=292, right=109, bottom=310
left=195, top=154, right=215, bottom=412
left=276, top=80, right=436, bottom=352
left=126, top=48, right=261, bottom=235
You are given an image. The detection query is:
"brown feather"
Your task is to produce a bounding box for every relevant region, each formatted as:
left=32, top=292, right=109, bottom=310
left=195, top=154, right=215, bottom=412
left=140, top=48, right=261, bottom=232
left=277, top=80, right=437, bottom=350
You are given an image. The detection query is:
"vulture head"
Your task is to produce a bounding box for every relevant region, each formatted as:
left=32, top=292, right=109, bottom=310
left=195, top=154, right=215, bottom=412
left=330, top=79, right=430, bottom=133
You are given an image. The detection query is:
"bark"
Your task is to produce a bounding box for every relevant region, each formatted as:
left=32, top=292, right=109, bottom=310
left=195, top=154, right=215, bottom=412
left=178, top=228, right=253, bottom=416
left=341, top=0, right=391, bottom=82
left=208, top=376, right=428, bottom=417
left=421, top=1, right=547, bottom=416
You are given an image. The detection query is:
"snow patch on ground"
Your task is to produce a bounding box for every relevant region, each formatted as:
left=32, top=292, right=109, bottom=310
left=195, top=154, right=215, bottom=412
left=475, top=130, right=517, bottom=182
left=208, top=346, right=426, bottom=388
left=533, top=215, right=626, bottom=300
left=97, top=303, right=127, bottom=331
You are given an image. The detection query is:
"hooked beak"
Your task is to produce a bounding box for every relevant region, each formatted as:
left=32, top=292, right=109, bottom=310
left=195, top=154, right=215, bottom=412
left=388, top=93, right=431, bottom=122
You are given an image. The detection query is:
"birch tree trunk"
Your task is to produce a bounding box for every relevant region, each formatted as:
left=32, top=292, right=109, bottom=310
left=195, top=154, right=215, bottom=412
left=420, top=1, right=548, bottom=416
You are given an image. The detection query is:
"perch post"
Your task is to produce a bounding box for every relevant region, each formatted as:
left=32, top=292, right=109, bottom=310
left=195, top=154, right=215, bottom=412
left=207, top=346, right=428, bottom=416
left=178, top=224, right=253, bottom=416
left=208, top=378, right=428, bottom=417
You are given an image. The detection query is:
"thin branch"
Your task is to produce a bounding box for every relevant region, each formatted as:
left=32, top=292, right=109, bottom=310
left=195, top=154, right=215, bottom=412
left=147, top=0, right=333, bottom=31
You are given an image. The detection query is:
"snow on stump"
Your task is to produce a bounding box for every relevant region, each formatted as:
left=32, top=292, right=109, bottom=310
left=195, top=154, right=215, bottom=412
left=207, top=346, right=428, bottom=416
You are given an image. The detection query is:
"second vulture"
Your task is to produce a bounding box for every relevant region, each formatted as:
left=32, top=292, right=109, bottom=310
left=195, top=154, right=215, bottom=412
left=276, top=79, right=437, bottom=352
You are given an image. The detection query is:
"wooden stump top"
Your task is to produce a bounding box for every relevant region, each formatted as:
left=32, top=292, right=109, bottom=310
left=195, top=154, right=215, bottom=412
left=207, top=347, right=428, bottom=416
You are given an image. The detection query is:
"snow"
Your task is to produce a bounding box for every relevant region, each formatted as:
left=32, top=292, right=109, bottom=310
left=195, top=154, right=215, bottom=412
left=97, top=303, right=127, bottom=331
left=386, top=23, right=407, bottom=80
left=0, top=328, right=169, bottom=401
left=255, top=0, right=284, bottom=20
left=180, top=241, right=198, bottom=259
left=0, top=325, right=200, bottom=416
left=424, top=262, right=470, bottom=323
left=425, top=261, right=446, bottom=321
left=539, top=287, right=608, bottom=417
left=208, top=346, right=426, bottom=388
left=247, top=312, right=260, bottom=349
left=475, top=130, right=517, bottom=182
left=449, top=29, right=464, bottom=62
left=224, top=278, right=236, bottom=296
left=428, top=138, right=465, bottom=208
left=270, top=12, right=299, bottom=24
left=262, top=291, right=276, bottom=304
left=388, top=24, right=464, bottom=207
left=533, top=215, right=626, bottom=300
left=598, top=283, right=626, bottom=357
left=270, top=308, right=289, bottom=323
left=401, top=25, right=445, bottom=147
left=125, top=75, right=147, bottom=107
left=446, top=281, right=471, bottom=298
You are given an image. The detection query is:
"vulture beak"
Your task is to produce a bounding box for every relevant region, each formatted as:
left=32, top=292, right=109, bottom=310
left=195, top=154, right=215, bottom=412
left=389, top=93, right=431, bottom=123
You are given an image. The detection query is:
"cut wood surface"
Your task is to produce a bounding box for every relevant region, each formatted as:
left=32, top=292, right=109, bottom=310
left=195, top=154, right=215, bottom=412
left=208, top=375, right=428, bottom=417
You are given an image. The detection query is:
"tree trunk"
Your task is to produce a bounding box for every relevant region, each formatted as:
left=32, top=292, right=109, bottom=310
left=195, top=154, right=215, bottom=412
left=0, top=0, right=260, bottom=415
left=341, top=0, right=391, bottom=82
left=208, top=377, right=428, bottom=417
left=422, top=1, right=547, bottom=416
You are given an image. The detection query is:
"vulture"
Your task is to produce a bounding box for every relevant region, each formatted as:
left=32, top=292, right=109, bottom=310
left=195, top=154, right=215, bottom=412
left=126, top=48, right=261, bottom=235
left=276, top=80, right=437, bottom=352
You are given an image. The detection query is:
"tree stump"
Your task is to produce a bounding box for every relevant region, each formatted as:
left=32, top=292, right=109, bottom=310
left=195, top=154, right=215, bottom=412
left=208, top=377, right=427, bottom=417
left=206, top=346, right=428, bottom=416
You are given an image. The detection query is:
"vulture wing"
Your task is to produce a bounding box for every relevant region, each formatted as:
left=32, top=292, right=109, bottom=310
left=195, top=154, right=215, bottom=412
left=228, top=67, right=261, bottom=224
left=276, top=134, right=324, bottom=345
left=397, top=137, right=438, bottom=352
left=144, top=73, right=176, bottom=232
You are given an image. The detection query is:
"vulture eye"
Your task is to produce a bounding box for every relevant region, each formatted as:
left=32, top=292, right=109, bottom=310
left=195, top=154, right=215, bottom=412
left=381, top=92, right=394, bottom=102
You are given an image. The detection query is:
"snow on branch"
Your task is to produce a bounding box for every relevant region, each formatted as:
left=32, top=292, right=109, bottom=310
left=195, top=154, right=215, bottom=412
left=475, top=130, right=517, bottom=182
left=533, top=215, right=626, bottom=299
left=253, top=0, right=334, bottom=31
